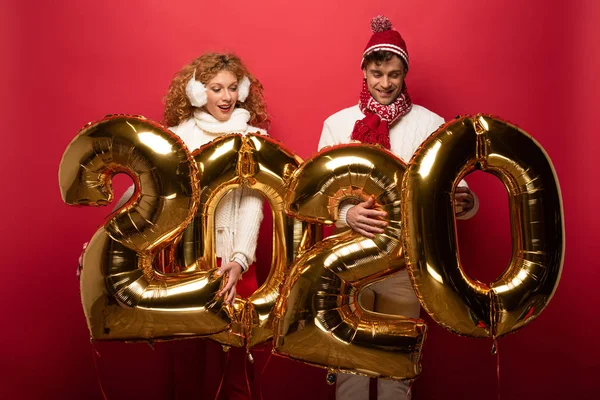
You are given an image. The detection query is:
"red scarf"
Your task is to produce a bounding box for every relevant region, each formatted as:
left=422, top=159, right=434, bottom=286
left=351, top=80, right=412, bottom=149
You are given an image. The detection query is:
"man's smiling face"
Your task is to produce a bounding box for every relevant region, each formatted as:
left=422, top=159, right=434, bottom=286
left=363, top=54, right=406, bottom=105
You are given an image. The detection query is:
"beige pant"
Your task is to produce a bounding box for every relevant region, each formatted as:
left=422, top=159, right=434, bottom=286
left=336, top=269, right=420, bottom=400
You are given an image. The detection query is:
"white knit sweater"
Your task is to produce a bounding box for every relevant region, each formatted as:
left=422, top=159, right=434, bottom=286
left=319, top=104, right=479, bottom=225
left=171, top=108, right=265, bottom=272
left=117, top=109, right=265, bottom=272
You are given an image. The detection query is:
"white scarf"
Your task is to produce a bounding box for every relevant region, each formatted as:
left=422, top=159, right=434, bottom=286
left=192, top=108, right=251, bottom=135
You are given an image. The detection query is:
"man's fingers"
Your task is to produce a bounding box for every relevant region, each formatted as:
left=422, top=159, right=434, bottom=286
left=355, top=227, right=376, bottom=239
left=347, top=197, right=390, bottom=239
left=358, top=196, right=376, bottom=208
left=355, top=222, right=384, bottom=234
left=454, top=194, right=473, bottom=207
left=362, top=208, right=387, bottom=218
left=356, top=211, right=387, bottom=226
left=358, top=217, right=387, bottom=228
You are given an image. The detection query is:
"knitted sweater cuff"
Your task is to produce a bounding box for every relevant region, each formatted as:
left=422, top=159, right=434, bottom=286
left=232, top=253, right=249, bottom=273
left=336, top=199, right=360, bottom=228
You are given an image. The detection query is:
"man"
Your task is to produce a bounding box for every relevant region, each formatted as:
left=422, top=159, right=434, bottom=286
left=318, top=15, right=478, bottom=400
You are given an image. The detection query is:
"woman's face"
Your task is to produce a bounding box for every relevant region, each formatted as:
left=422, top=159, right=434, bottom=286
left=204, top=70, right=239, bottom=121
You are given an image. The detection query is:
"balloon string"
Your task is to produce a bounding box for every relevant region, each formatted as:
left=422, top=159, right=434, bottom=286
left=405, top=380, right=413, bottom=400
left=244, top=351, right=252, bottom=399
left=91, top=345, right=108, bottom=400
left=493, top=339, right=500, bottom=400
left=214, top=350, right=230, bottom=400
left=258, top=347, right=274, bottom=400
left=261, top=349, right=273, bottom=376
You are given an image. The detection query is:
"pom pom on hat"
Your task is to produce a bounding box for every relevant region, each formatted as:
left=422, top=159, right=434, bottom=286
left=371, top=15, right=392, bottom=33
left=362, top=15, right=409, bottom=70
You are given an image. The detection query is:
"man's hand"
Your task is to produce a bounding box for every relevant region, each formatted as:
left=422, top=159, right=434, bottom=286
left=454, top=186, right=475, bottom=217
left=346, top=196, right=388, bottom=239
left=217, top=261, right=243, bottom=305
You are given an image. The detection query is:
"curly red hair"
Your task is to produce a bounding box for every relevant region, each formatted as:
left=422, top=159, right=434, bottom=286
left=164, top=53, right=269, bottom=129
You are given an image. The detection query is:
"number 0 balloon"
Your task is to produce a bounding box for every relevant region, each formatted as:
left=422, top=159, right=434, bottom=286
left=401, top=115, right=564, bottom=339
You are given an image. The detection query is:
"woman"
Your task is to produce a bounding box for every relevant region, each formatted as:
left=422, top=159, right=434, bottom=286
left=166, top=53, right=268, bottom=400
left=87, top=53, right=268, bottom=399
left=164, top=52, right=268, bottom=304
left=99, top=53, right=267, bottom=300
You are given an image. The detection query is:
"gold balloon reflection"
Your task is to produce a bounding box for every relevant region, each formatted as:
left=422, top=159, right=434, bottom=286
left=59, top=115, right=229, bottom=340
left=402, top=114, right=564, bottom=339
left=275, top=144, right=426, bottom=380
left=167, top=133, right=318, bottom=349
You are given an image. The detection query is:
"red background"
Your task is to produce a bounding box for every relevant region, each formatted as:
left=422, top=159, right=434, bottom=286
left=2, top=0, right=598, bottom=399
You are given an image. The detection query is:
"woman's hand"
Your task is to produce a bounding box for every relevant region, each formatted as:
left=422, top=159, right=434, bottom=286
left=77, top=242, right=88, bottom=279
left=217, top=261, right=243, bottom=305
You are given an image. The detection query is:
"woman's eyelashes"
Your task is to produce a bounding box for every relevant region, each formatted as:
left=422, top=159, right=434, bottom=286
left=210, top=85, right=237, bottom=93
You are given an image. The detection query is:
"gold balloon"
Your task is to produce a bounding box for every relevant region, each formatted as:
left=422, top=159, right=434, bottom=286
left=241, top=134, right=320, bottom=349
left=170, top=133, right=318, bottom=348
left=59, top=115, right=230, bottom=340
left=401, top=114, right=564, bottom=338
left=274, top=144, right=427, bottom=380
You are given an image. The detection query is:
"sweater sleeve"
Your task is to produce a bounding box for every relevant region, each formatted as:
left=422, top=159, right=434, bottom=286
left=318, top=118, right=355, bottom=227
left=229, top=127, right=267, bottom=270
left=336, top=199, right=361, bottom=228
left=231, top=186, right=264, bottom=270
left=318, top=120, right=336, bottom=151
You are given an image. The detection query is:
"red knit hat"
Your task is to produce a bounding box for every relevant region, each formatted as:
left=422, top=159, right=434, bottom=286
left=362, top=15, right=409, bottom=70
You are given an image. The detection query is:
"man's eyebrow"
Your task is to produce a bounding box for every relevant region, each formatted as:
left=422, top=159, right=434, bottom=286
left=369, top=68, right=404, bottom=74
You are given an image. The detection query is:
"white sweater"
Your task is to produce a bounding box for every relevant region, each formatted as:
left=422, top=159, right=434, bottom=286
left=170, top=109, right=266, bottom=272
left=319, top=104, right=478, bottom=224
left=118, top=109, right=265, bottom=272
